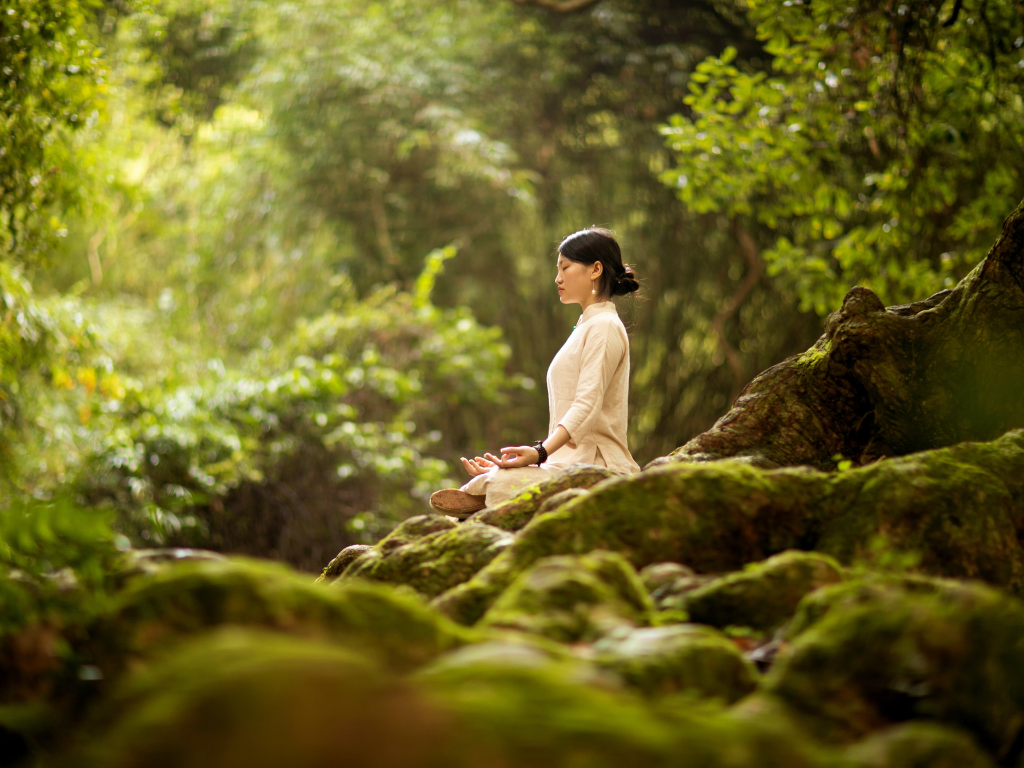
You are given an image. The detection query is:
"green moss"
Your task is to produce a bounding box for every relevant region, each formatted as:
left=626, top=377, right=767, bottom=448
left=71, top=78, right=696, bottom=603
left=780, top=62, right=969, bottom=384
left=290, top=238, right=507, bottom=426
left=480, top=551, right=654, bottom=643
left=375, top=514, right=458, bottom=552
left=816, top=439, right=1024, bottom=589
left=435, top=431, right=1024, bottom=626
left=434, top=461, right=823, bottom=625
left=85, top=558, right=473, bottom=675
left=418, top=640, right=829, bottom=768
left=593, top=624, right=758, bottom=702
left=764, top=577, right=1024, bottom=759
left=57, top=628, right=464, bottom=768
left=844, top=722, right=995, bottom=768
left=61, top=625, right=830, bottom=768
left=682, top=551, right=843, bottom=632
left=783, top=574, right=967, bottom=641
left=471, top=464, right=621, bottom=532
left=640, top=562, right=697, bottom=593
left=317, top=544, right=372, bottom=583
left=344, top=522, right=513, bottom=598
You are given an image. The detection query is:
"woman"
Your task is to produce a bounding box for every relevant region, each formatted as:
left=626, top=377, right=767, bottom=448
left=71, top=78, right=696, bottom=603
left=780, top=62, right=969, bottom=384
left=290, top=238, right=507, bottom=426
left=430, top=227, right=642, bottom=517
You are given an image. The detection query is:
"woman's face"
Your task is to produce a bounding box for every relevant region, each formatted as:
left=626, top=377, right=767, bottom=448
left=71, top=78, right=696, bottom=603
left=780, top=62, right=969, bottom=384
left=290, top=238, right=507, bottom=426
left=555, top=253, right=601, bottom=306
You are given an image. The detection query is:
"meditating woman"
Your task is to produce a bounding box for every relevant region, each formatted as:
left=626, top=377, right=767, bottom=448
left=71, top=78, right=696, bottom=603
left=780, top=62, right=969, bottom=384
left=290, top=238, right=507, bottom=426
left=430, top=227, right=642, bottom=517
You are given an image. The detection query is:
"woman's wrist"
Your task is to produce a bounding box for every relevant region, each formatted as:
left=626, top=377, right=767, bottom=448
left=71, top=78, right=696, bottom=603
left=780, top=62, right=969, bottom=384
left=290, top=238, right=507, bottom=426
left=532, top=441, right=548, bottom=465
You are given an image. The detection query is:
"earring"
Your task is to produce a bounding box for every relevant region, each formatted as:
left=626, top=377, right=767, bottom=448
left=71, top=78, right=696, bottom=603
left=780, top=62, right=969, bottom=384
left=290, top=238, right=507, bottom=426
left=591, top=281, right=596, bottom=295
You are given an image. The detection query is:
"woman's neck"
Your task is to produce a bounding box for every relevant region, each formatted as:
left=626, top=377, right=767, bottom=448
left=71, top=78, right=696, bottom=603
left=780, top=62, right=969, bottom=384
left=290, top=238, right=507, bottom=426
left=579, top=294, right=607, bottom=312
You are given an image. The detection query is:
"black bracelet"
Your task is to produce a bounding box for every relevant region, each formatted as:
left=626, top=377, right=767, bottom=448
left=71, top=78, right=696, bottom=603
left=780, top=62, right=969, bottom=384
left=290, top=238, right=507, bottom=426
left=533, top=441, right=548, bottom=465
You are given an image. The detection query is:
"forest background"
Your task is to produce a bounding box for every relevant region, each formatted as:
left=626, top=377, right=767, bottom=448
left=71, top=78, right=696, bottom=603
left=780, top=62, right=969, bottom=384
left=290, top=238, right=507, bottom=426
left=3, top=0, right=1022, bottom=573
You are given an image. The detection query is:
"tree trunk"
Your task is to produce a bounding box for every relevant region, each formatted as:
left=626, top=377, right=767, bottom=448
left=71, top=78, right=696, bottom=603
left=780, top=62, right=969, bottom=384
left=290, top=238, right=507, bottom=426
left=662, top=198, right=1024, bottom=471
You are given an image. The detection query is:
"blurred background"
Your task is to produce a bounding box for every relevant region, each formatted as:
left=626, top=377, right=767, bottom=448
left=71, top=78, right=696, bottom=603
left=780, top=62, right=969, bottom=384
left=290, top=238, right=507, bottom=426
left=3, top=0, right=1021, bottom=571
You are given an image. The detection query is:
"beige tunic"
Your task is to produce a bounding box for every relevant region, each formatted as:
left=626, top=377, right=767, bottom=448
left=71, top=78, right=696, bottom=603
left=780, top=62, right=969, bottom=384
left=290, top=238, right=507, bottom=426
left=462, top=300, right=640, bottom=505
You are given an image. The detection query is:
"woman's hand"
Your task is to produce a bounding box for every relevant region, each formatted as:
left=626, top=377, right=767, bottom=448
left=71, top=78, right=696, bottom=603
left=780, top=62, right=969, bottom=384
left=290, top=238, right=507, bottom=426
left=461, top=455, right=497, bottom=477
left=483, top=446, right=541, bottom=469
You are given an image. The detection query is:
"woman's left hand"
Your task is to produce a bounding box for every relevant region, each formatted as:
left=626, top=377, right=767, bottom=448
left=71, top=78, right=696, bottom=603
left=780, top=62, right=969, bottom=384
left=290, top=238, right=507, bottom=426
left=484, top=446, right=540, bottom=468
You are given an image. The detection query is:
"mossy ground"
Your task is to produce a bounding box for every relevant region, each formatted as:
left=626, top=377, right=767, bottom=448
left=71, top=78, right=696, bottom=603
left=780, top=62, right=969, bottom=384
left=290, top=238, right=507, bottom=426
left=6, top=432, right=1024, bottom=766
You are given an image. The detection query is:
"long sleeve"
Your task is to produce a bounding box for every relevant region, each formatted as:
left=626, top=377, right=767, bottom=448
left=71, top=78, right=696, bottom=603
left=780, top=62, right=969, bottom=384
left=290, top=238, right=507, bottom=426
left=557, top=320, right=625, bottom=444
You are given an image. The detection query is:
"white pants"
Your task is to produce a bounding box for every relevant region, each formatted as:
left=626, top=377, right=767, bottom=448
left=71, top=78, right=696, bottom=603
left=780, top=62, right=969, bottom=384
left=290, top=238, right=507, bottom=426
left=459, top=450, right=606, bottom=508
left=460, top=465, right=556, bottom=508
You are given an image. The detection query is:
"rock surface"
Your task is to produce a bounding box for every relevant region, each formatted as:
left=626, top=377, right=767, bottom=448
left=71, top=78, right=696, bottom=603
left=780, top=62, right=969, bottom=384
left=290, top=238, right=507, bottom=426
left=765, top=577, right=1024, bottom=760
left=344, top=522, right=514, bottom=598
left=481, top=551, right=654, bottom=642
left=843, top=722, right=995, bottom=768
left=682, top=550, right=843, bottom=631
left=593, top=624, right=758, bottom=701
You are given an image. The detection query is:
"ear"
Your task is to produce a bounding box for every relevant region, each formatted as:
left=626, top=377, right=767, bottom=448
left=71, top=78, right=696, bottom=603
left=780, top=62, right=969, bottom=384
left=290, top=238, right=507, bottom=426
left=591, top=261, right=603, bottom=279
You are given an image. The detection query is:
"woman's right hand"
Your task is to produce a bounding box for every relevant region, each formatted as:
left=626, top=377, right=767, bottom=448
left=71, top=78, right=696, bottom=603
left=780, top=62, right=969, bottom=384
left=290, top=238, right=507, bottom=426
left=461, top=455, right=497, bottom=477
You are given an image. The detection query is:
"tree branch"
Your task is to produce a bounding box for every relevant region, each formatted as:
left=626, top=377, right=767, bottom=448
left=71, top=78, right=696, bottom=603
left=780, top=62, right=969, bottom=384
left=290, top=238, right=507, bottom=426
left=370, top=184, right=399, bottom=268
left=942, top=0, right=963, bottom=27
left=712, top=220, right=762, bottom=403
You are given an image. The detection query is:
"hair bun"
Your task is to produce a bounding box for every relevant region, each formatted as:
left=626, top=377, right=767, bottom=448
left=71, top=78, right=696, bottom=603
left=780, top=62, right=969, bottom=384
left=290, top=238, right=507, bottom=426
left=612, top=266, right=640, bottom=296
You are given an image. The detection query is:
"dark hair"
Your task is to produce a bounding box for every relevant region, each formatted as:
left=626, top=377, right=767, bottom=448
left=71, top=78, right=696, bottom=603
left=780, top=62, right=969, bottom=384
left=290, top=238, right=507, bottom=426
left=557, top=227, right=640, bottom=298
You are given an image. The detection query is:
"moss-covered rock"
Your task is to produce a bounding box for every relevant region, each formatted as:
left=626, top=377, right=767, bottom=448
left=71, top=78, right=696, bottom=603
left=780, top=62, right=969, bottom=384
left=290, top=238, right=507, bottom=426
left=593, top=624, right=757, bottom=702
left=377, top=514, right=458, bottom=551
left=682, top=551, right=843, bottom=632
left=58, top=628, right=468, bottom=768
left=85, top=558, right=473, bottom=675
left=470, top=464, right=621, bottom=531
left=418, top=639, right=829, bottom=768
left=435, top=430, right=1024, bottom=626
left=319, top=515, right=462, bottom=585
left=843, top=722, right=995, bottom=768
left=344, top=522, right=513, bottom=598
left=764, top=576, right=1024, bottom=760
left=782, top=574, right=969, bottom=641
left=640, top=562, right=697, bottom=593
left=62, top=626, right=832, bottom=768
left=480, top=551, right=654, bottom=643
left=317, top=544, right=372, bottom=582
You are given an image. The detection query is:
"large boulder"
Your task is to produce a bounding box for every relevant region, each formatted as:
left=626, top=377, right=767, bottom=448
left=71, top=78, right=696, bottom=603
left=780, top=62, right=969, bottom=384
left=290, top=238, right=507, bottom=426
left=593, top=624, right=758, bottom=702
left=764, top=576, right=1024, bottom=761
left=480, top=551, right=653, bottom=643
left=683, top=551, right=843, bottom=632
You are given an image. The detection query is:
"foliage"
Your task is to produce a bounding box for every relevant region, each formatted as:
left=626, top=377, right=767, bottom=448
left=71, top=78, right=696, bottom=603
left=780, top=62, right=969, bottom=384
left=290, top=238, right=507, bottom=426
left=70, top=276, right=512, bottom=551
left=0, top=0, right=108, bottom=264
left=0, top=496, right=125, bottom=634
left=0, top=262, right=101, bottom=480
left=661, top=0, right=1024, bottom=314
